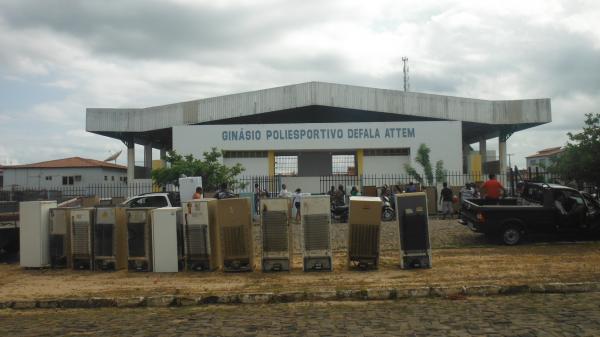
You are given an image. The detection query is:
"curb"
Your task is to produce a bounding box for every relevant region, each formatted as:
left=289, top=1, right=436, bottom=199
left=2, top=282, right=599, bottom=310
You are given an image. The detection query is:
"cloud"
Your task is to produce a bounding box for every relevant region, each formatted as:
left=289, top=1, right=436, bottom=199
left=0, top=0, right=599, bottom=169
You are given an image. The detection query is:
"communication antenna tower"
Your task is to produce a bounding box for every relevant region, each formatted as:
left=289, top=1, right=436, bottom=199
left=402, top=56, right=410, bottom=92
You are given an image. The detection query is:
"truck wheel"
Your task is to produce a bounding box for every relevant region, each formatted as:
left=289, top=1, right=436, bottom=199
left=502, top=225, right=523, bottom=245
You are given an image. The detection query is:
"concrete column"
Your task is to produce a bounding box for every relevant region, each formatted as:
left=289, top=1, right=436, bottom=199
left=499, top=137, right=507, bottom=175
left=127, top=142, right=135, bottom=184
left=144, top=144, right=152, bottom=179
left=479, top=138, right=487, bottom=175
left=479, top=138, right=486, bottom=162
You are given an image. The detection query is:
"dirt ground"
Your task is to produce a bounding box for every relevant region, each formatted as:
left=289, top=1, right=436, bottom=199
left=1, top=218, right=599, bottom=301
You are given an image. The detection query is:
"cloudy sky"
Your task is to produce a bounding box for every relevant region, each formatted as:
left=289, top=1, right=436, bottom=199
left=0, top=0, right=599, bottom=168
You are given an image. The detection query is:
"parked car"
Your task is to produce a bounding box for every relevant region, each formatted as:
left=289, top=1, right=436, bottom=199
left=459, top=182, right=600, bottom=245
left=121, top=192, right=181, bottom=208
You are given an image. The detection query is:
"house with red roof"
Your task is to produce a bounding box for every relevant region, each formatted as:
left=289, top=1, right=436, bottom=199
left=525, top=147, right=564, bottom=172
left=1, top=157, right=127, bottom=189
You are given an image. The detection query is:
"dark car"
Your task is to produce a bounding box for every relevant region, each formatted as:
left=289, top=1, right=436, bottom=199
left=459, top=182, right=600, bottom=245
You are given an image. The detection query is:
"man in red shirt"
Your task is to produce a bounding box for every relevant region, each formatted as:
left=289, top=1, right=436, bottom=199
left=481, top=174, right=505, bottom=200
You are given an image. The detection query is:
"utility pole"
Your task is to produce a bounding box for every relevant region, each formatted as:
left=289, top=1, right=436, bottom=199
left=507, top=153, right=514, bottom=169
left=402, top=56, right=410, bottom=92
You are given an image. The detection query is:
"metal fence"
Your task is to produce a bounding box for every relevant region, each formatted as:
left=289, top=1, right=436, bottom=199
left=0, top=182, right=178, bottom=202
left=235, top=176, right=282, bottom=197
left=1, top=171, right=597, bottom=202
left=320, top=172, right=495, bottom=194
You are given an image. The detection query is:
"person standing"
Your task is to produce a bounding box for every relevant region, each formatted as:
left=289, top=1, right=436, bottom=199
left=278, top=184, right=290, bottom=198
left=327, top=185, right=336, bottom=203
left=459, top=183, right=474, bottom=203
left=439, top=182, right=453, bottom=219
left=334, top=185, right=346, bottom=206
left=215, top=183, right=234, bottom=199
left=481, top=174, right=506, bottom=202
left=253, top=183, right=262, bottom=215
left=192, top=186, right=203, bottom=199
left=350, top=186, right=359, bottom=196
left=405, top=182, right=417, bottom=193
left=293, top=188, right=302, bottom=222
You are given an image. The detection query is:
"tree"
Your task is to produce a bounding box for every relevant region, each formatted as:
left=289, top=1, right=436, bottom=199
left=151, top=148, right=246, bottom=191
left=552, top=113, right=600, bottom=187
left=435, top=160, right=446, bottom=184
left=403, top=163, right=423, bottom=184
left=415, top=143, right=433, bottom=184
left=404, top=143, right=446, bottom=185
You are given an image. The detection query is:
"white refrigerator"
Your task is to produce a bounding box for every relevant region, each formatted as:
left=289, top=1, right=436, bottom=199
left=151, top=207, right=179, bottom=272
left=20, top=200, right=57, bottom=267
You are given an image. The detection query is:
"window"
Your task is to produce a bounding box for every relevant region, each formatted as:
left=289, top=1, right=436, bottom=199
left=62, top=176, right=74, bottom=185
left=104, top=176, right=108, bottom=181
left=45, top=176, right=52, bottom=181
left=127, top=196, right=168, bottom=208
left=364, top=148, right=410, bottom=156
left=74, top=175, right=81, bottom=182
left=111, top=176, right=115, bottom=181
left=530, top=159, right=538, bottom=165
left=224, top=151, right=268, bottom=158
left=332, top=155, right=356, bottom=175
left=275, top=155, right=298, bottom=176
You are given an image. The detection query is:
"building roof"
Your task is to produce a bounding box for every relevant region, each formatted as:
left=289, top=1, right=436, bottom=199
left=3, top=157, right=126, bottom=170
left=526, top=147, right=564, bottom=159
left=87, top=81, right=552, bottom=147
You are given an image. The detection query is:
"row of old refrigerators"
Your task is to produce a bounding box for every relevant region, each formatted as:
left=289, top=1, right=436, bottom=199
left=19, top=192, right=431, bottom=273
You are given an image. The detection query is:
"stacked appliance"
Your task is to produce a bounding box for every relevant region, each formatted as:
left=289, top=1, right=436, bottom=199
left=126, top=207, right=154, bottom=271
left=260, top=198, right=292, bottom=272
left=300, top=195, right=333, bottom=271
left=93, top=207, right=128, bottom=271
left=182, top=199, right=219, bottom=271
left=216, top=198, right=253, bottom=272
left=70, top=208, right=95, bottom=270
left=48, top=208, right=73, bottom=268
left=19, top=201, right=57, bottom=268
left=396, top=192, right=432, bottom=269
left=150, top=207, right=180, bottom=272
left=347, top=196, right=382, bottom=270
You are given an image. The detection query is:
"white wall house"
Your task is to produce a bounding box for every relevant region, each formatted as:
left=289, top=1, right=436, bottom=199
left=526, top=147, right=563, bottom=172
left=2, top=157, right=127, bottom=189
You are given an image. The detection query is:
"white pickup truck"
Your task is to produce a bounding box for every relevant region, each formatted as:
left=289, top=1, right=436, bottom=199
left=121, top=192, right=181, bottom=208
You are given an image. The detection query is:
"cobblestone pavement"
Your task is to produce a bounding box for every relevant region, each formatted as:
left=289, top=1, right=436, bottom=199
left=3, top=292, right=600, bottom=336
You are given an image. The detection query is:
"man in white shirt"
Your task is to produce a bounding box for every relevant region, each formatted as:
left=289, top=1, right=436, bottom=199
left=278, top=184, right=291, bottom=198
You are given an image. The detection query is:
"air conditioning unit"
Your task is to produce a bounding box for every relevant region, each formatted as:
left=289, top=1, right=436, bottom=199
left=216, top=198, right=253, bottom=272
left=93, top=207, right=128, bottom=271
left=19, top=201, right=57, bottom=268
left=348, top=196, right=382, bottom=270
left=126, top=208, right=154, bottom=271
left=151, top=207, right=180, bottom=272
left=300, top=195, right=333, bottom=272
left=396, top=192, right=432, bottom=269
left=260, top=198, right=291, bottom=272
left=49, top=208, right=73, bottom=268
left=182, top=199, right=219, bottom=271
left=70, top=208, right=95, bottom=270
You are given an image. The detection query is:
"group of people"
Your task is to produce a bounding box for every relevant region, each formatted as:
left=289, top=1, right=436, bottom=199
left=192, top=173, right=509, bottom=222
left=439, top=174, right=507, bottom=219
